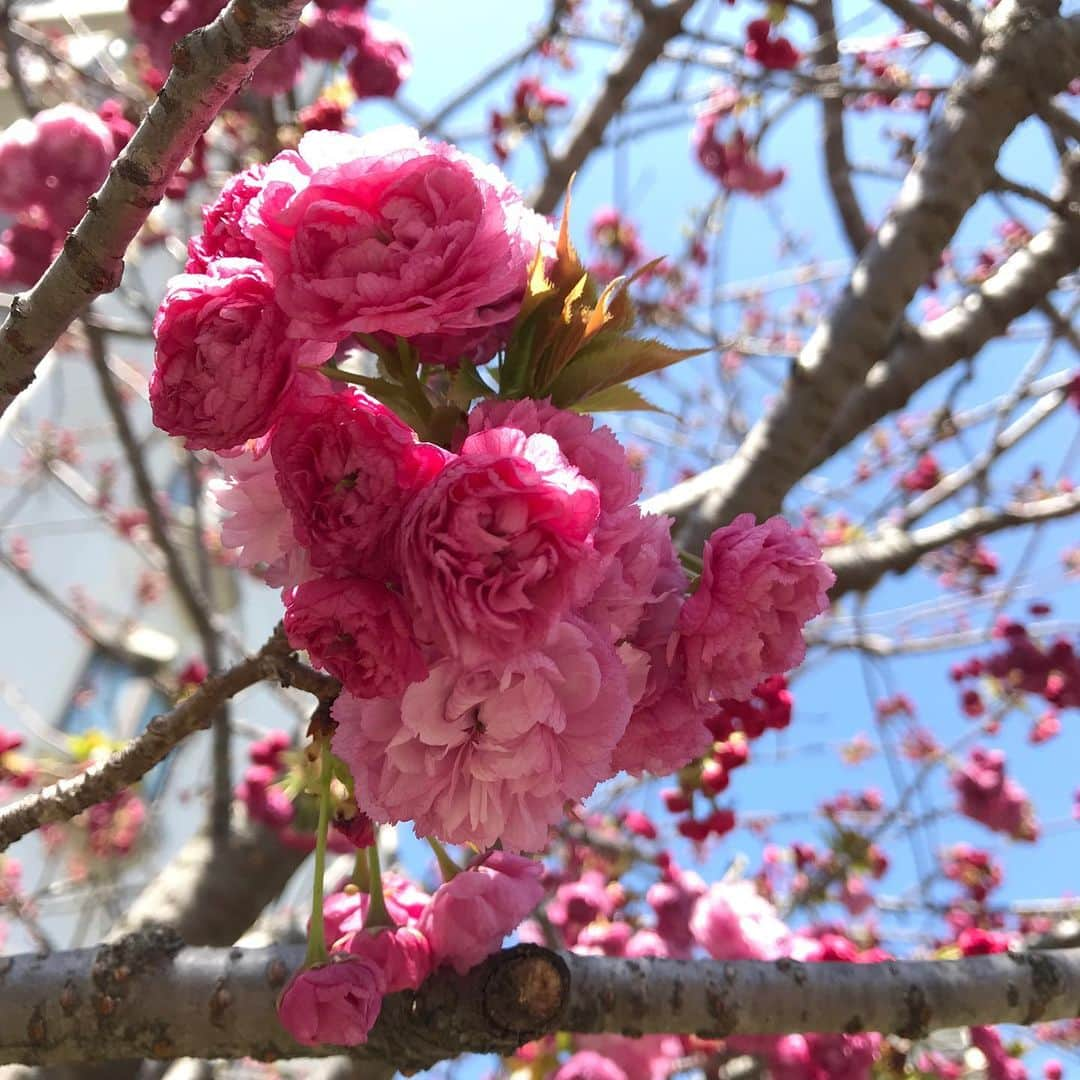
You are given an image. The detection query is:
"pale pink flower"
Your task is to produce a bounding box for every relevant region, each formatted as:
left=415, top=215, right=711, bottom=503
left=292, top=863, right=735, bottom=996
left=678, top=514, right=833, bottom=703
left=210, top=444, right=312, bottom=588
left=283, top=576, right=427, bottom=698
left=332, top=618, right=632, bottom=851
left=399, top=427, right=600, bottom=663
left=691, top=880, right=792, bottom=961
left=276, top=957, right=385, bottom=1046
left=246, top=127, right=537, bottom=346
left=576, top=1036, right=684, bottom=1080
left=420, top=852, right=544, bottom=974
left=271, top=387, right=449, bottom=578
left=150, top=260, right=324, bottom=451
left=576, top=921, right=634, bottom=956
left=346, top=18, right=412, bottom=99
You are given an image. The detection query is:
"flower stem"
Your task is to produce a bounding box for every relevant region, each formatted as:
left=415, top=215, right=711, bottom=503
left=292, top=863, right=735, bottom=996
left=303, top=740, right=334, bottom=967
left=351, top=847, right=371, bottom=892
left=363, top=833, right=392, bottom=929
left=426, top=836, right=462, bottom=881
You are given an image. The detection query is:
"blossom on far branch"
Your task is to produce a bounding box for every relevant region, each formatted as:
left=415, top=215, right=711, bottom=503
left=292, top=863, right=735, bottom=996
left=692, top=90, right=786, bottom=196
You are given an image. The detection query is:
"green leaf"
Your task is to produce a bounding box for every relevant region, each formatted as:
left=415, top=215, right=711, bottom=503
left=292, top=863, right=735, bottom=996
left=573, top=383, right=668, bottom=414
left=547, top=336, right=706, bottom=408
left=448, top=362, right=496, bottom=408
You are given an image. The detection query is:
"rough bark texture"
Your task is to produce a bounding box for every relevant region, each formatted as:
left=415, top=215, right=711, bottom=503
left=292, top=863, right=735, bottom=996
left=0, top=942, right=1077, bottom=1068
left=667, top=0, right=1079, bottom=550
left=0, top=0, right=309, bottom=417
left=108, top=818, right=311, bottom=947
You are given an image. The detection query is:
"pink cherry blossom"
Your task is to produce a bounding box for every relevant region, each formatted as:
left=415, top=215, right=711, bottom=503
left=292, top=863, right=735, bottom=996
left=547, top=870, right=619, bottom=945
left=28, top=105, right=115, bottom=229
left=466, top=400, right=642, bottom=514
left=580, top=510, right=685, bottom=644
left=554, top=1051, right=629, bottom=1080
left=951, top=747, right=1039, bottom=842
left=332, top=618, right=631, bottom=851
left=399, top=428, right=600, bottom=663
left=276, top=957, right=386, bottom=1046
left=420, top=852, right=544, bottom=974
left=690, top=880, right=792, bottom=961
left=612, top=663, right=713, bottom=779
left=346, top=18, right=412, bottom=99
left=283, top=576, right=427, bottom=698
left=678, top=514, right=833, bottom=703
left=270, top=387, right=449, bottom=578
left=150, top=260, right=321, bottom=452
left=336, top=923, right=434, bottom=992
left=646, top=864, right=706, bottom=958
left=245, top=127, right=537, bottom=347
left=323, top=873, right=432, bottom=944
left=576, top=1035, right=685, bottom=1080
left=210, top=444, right=312, bottom=589
left=185, top=164, right=267, bottom=272
left=0, top=120, right=40, bottom=212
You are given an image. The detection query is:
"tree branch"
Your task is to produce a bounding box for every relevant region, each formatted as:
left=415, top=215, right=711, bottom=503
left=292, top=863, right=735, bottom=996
left=529, top=0, right=698, bottom=215
left=0, top=0, right=309, bottom=418
left=876, top=0, right=978, bottom=61
left=665, top=1, right=1079, bottom=548
left=0, top=942, right=1077, bottom=1068
left=813, top=0, right=870, bottom=255
left=826, top=489, right=1080, bottom=596
left=813, top=187, right=1080, bottom=470
left=0, top=627, right=321, bottom=853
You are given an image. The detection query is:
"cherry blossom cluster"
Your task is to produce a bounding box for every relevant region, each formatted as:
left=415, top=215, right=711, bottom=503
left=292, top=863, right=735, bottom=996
left=950, top=747, right=1039, bottom=842
left=513, top=864, right=886, bottom=1080
left=278, top=852, right=543, bottom=1046
left=129, top=0, right=410, bottom=102
left=660, top=675, right=794, bottom=842
left=490, top=76, right=571, bottom=162
left=235, top=729, right=365, bottom=854
left=143, top=126, right=836, bottom=858
left=951, top=619, right=1080, bottom=720
left=0, top=105, right=127, bottom=287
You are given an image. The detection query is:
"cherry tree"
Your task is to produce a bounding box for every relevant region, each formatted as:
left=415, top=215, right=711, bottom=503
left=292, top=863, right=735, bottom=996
left=0, top=0, right=1077, bottom=1078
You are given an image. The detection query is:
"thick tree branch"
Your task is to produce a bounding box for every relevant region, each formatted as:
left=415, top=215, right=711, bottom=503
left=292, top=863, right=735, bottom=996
left=826, top=489, right=1080, bottom=595
left=0, top=628, right=328, bottom=853
left=666, top=1, right=1079, bottom=548
left=108, top=817, right=313, bottom=946
left=530, top=0, right=698, bottom=215
left=814, top=199, right=1080, bottom=470
left=645, top=206, right=1079, bottom=529
left=0, top=942, right=1077, bottom=1068
left=0, top=0, right=308, bottom=418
